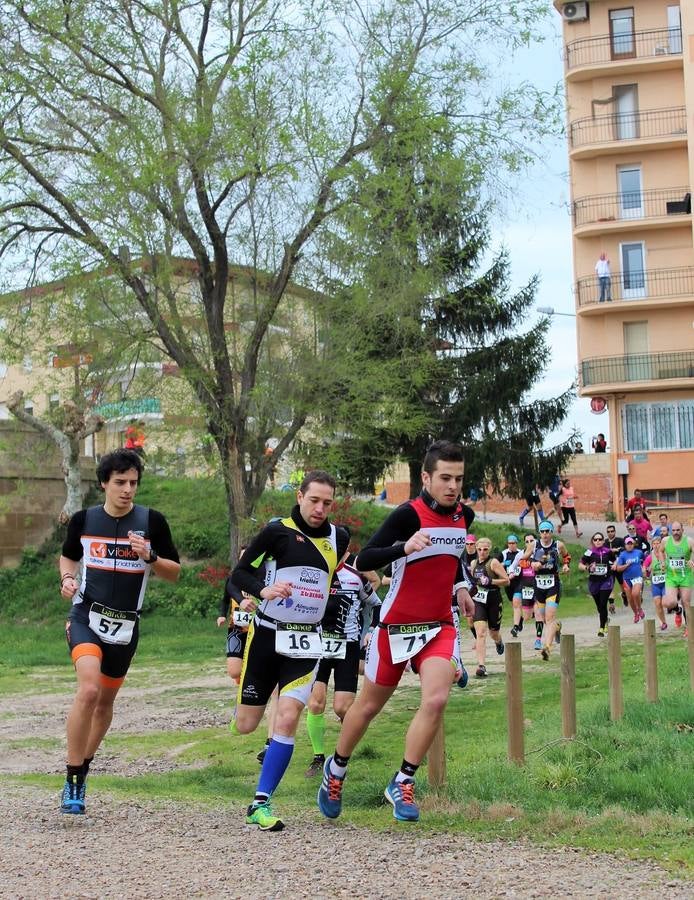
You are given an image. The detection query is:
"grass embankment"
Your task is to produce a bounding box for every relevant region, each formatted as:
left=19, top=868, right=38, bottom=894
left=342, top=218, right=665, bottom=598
left=8, top=627, right=694, bottom=875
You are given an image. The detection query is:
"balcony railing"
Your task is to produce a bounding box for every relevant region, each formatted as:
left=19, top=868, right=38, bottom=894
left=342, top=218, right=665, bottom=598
left=581, top=350, right=694, bottom=388
left=570, top=107, right=686, bottom=149
left=566, top=26, right=682, bottom=70
left=573, top=187, right=691, bottom=227
left=92, top=397, right=162, bottom=420
left=576, top=266, right=694, bottom=308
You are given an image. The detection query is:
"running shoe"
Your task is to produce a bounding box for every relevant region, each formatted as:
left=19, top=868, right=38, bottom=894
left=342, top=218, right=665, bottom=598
left=317, top=756, right=345, bottom=819
left=675, top=608, right=683, bottom=629
left=475, top=664, right=487, bottom=678
left=633, top=613, right=639, bottom=624
left=256, top=742, right=269, bottom=764
left=495, top=639, right=505, bottom=656
left=638, top=609, right=645, bottom=621
left=684, top=628, right=689, bottom=639
left=60, top=777, right=85, bottom=815
left=622, top=593, right=628, bottom=607
left=540, top=645, right=551, bottom=660
left=660, top=622, right=668, bottom=632
left=533, top=637, right=542, bottom=651
left=245, top=800, right=284, bottom=831
left=576, top=532, right=583, bottom=538
left=457, top=666, right=469, bottom=689
left=519, top=516, right=525, bottom=526
left=304, top=754, right=325, bottom=778
left=510, top=625, right=519, bottom=638
left=609, top=604, right=616, bottom=616
left=555, top=623, right=562, bottom=644
left=597, top=627, right=606, bottom=637
left=384, top=776, right=419, bottom=822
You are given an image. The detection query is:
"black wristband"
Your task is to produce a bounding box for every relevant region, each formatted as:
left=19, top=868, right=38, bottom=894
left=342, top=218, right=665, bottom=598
left=145, top=550, right=159, bottom=565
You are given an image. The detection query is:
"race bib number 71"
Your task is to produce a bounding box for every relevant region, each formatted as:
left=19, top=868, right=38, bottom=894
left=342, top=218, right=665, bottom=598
left=387, top=622, right=441, bottom=664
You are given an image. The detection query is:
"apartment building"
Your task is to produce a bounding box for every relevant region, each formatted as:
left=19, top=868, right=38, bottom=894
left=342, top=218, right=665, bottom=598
left=556, top=0, right=694, bottom=516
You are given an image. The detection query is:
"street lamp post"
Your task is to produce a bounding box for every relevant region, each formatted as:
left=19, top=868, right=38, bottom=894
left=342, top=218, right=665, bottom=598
left=537, top=306, right=576, bottom=318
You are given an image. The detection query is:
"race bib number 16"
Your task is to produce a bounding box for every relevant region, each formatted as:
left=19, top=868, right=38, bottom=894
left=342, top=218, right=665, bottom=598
left=275, top=623, right=322, bottom=659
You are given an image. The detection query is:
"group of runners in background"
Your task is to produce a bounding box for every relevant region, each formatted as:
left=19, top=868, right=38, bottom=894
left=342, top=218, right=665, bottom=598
left=56, top=445, right=693, bottom=833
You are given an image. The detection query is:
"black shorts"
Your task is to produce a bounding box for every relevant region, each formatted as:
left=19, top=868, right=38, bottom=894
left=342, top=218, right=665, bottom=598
left=473, top=590, right=502, bottom=631
left=315, top=641, right=360, bottom=693
left=534, top=579, right=562, bottom=605
left=226, top=627, right=247, bottom=659
left=525, top=492, right=540, bottom=507
left=238, top=621, right=318, bottom=707
left=66, top=610, right=139, bottom=680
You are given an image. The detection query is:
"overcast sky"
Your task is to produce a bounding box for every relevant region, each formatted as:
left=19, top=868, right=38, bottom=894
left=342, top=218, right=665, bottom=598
left=491, top=9, right=609, bottom=451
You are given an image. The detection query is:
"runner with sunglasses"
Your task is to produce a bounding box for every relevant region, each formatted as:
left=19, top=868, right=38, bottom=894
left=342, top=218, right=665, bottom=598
left=578, top=532, right=614, bottom=637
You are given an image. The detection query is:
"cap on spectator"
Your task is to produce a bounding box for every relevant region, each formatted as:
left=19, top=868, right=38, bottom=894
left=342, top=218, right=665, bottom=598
left=465, top=534, right=477, bottom=543
left=507, top=534, right=519, bottom=543
left=539, top=521, right=554, bottom=532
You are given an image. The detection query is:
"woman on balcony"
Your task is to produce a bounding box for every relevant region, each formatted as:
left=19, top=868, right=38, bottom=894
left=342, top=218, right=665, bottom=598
left=595, top=253, right=612, bottom=302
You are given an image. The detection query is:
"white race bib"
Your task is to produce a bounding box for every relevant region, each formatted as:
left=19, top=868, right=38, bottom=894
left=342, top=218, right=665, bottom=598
left=630, top=576, right=643, bottom=585
left=88, top=603, right=137, bottom=645
left=521, top=586, right=535, bottom=600
left=510, top=567, right=521, bottom=578
left=475, top=588, right=488, bottom=604
left=321, top=631, right=347, bottom=660
left=593, top=565, right=608, bottom=576
left=536, top=574, right=555, bottom=589
left=651, top=573, right=666, bottom=585
left=232, top=609, right=253, bottom=628
left=275, top=623, right=322, bottom=658
left=669, top=557, right=685, bottom=570
left=387, top=623, right=441, bottom=664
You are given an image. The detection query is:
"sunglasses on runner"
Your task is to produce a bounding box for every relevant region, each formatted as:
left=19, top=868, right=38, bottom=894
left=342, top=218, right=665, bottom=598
left=592, top=535, right=604, bottom=542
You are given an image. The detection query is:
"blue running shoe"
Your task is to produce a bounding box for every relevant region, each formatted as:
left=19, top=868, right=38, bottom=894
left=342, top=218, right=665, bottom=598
left=317, top=756, right=344, bottom=819
left=457, top=665, right=468, bottom=689
left=533, top=637, right=542, bottom=651
left=384, top=775, right=419, bottom=822
left=60, top=777, right=85, bottom=815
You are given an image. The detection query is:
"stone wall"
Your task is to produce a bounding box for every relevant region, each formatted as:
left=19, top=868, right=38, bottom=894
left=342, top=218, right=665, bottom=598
left=0, top=423, right=94, bottom=567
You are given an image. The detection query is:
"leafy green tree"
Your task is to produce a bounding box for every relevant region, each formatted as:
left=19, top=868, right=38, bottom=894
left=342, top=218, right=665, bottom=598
left=308, top=92, right=574, bottom=498
left=0, top=0, right=559, bottom=557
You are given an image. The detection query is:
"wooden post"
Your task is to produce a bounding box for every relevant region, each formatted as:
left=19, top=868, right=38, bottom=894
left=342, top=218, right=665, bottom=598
left=506, top=641, right=524, bottom=764
left=608, top=624, right=623, bottom=720
left=643, top=618, right=658, bottom=703
left=560, top=632, right=576, bottom=738
left=427, top=721, right=446, bottom=789
left=688, top=601, right=694, bottom=694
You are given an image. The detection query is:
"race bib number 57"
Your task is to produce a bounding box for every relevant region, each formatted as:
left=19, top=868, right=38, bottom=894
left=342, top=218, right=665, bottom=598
left=88, top=603, right=137, bottom=645
left=387, top=622, right=441, bottom=664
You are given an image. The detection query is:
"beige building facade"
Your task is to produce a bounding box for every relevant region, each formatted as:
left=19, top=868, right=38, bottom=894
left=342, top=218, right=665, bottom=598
left=556, top=0, right=694, bottom=517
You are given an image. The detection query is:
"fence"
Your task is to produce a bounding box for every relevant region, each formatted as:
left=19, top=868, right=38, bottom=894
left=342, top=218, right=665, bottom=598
left=427, top=606, right=693, bottom=785
left=566, top=27, right=682, bottom=70
left=570, top=107, right=686, bottom=149
left=573, top=187, right=690, bottom=228
left=576, top=266, right=694, bottom=308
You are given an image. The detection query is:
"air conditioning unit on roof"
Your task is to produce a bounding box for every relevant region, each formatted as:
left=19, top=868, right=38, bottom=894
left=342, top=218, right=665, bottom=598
left=562, top=2, right=589, bottom=23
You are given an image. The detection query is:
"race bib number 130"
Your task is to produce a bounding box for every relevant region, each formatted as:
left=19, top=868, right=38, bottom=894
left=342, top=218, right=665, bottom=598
left=387, top=622, right=441, bottom=664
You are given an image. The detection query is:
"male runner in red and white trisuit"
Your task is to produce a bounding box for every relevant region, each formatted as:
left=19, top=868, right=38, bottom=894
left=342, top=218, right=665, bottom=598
left=317, top=440, right=473, bottom=823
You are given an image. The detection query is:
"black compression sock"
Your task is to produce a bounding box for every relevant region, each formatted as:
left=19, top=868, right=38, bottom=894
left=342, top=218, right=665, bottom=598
left=536, top=621, right=544, bottom=638
left=83, top=756, right=94, bottom=776
left=66, top=764, right=84, bottom=783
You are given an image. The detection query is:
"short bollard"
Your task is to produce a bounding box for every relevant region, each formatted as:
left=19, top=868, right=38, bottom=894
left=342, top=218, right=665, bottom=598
left=427, top=721, right=446, bottom=790
left=506, top=641, right=524, bottom=764
left=608, top=624, right=623, bottom=721
left=560, top=633, right=576, bottom=738
left=643, top=618, right=658, bottom=703
left=688, top=601, right=694, bottom=693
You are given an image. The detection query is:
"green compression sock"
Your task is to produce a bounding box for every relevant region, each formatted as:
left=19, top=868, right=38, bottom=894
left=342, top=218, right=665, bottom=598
left=306, top=711, right=325, bottom=757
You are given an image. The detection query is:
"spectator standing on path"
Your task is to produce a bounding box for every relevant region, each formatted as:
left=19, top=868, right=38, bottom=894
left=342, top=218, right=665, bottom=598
left=595, top=252, right=612, bottom=302
left=557, top=478, right=582, bottom=538
left=58, top=449, right=181, bottom=816
left=592, top=433, right=607, bottom=453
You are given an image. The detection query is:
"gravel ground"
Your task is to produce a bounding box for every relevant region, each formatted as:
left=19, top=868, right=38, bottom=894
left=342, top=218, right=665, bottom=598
left=2, top=609, right=692, bottom=899
left=2, top=783, right=692, bottom=900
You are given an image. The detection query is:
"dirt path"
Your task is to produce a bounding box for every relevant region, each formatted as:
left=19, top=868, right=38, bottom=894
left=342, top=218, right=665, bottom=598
left=2, top=610, right=691, bottom=899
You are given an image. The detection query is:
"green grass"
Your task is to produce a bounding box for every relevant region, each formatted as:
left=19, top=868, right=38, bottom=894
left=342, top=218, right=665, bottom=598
left=8, top=635, right=694, bottom=875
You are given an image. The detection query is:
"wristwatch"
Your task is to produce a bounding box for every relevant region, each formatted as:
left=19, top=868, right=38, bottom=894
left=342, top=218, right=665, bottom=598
left=145, top=550, right=159, bottom=565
